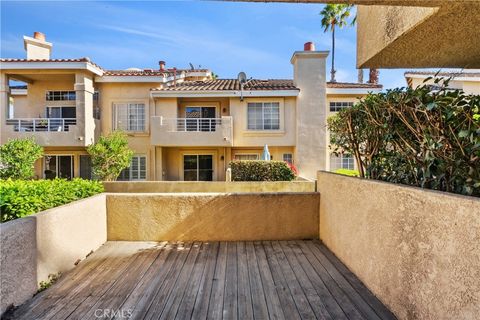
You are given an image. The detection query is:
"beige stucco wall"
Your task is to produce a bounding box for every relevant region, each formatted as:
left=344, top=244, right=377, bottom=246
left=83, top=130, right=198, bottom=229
left=409, top=77, right=480, bottom=94
left=107, top=193, right=319, bottom=241
left=292, top=51, right=328, bottom=179
left=229, top=96, right=296, bottom=147
left=0, top=194, right=107, bottom=314
left=317, top=171, right=480, bottom=320
left=0, top=217, right=37, bottom=315
left=103, top=180, right=315, bottom=193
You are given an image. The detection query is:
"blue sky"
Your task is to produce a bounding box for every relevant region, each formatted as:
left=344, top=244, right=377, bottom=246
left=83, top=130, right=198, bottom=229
left=1, top=1, right=409, bottom=89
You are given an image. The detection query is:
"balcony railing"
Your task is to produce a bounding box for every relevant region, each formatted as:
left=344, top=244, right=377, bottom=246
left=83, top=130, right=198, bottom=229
left=163, top=118, right=223, bottom=132
left=5, top=118, right=77, bottom=132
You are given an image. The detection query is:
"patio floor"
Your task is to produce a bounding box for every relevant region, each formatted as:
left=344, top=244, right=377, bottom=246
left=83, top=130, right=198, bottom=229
left=6, top=240, right=396, bottom=320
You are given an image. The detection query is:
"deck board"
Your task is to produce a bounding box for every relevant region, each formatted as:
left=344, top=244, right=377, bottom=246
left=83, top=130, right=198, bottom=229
left=4, top=241, right=396, bottom=320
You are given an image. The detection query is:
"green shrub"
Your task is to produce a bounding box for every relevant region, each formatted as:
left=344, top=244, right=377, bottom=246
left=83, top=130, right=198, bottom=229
left=0, top=138, right=43, bottom=179
left=0, top=178, right=104, bottom=222
left=87, top=131, right=133, bottom=181
left=334, top=169, right=359, bottom=177
left=328, top=77, right=480, bottom=197
left=230, top=160, right=296, bottom=181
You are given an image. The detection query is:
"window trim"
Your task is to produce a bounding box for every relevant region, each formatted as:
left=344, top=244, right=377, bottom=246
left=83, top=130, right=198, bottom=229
left=234, top=153, right=260, bottom=161
left=112, top=102, right=147, bottom=132
left=43, top=154, right=74, bottom=179
left=247, top=101, right=280, bottom=131
left=45, top=90, right=76, bottom=101
left=244, top=99, right=284, bottom=132
left=330, top=153, right=355, bottom=171
left=329, top=101, right=354, bottom=112
left=283, top=153, right=293, bottom=164
left=180, top=151, right=216, bottom=181
left=117, top=155, right=147, bottom=181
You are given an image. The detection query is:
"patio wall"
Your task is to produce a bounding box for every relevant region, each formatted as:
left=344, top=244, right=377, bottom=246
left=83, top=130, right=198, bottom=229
left=317, top=171, right=480, bottom=320
left=107, top=193, right=319, bottom=241
left=0, top=194, right=107, bottom=314
left=103, top=180, right=316, bottom=193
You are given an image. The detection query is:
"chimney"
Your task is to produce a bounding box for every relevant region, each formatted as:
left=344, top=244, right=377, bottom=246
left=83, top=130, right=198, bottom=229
left=368, top=68, right=379, bottom=84
left=159, top=61, right=166, bottom=71
left=291, top=43, right=329, bottom=179
left=23, top=31, right=52, bottom=60
left=304, top=42, right=315, bottom=51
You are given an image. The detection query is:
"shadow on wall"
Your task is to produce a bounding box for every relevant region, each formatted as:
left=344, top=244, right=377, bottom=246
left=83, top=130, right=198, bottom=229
left=106, top=193, right=320, bottom=241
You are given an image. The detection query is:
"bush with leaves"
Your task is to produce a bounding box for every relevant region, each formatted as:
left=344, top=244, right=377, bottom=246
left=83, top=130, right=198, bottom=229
left=0, top=138, right=43, bottom=180
left=87, top=131, right=133, bottom=181
left=230, top=160, right=296, bottom=181
left=0, top=178, right=104, bottom=222
left=328, top=78, right=480, bottom=197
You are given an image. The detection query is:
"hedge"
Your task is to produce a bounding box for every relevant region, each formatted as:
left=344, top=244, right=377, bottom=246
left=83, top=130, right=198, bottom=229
left=230, top=160, right=296, bottom=181
left=0, top=178, right=104, bottom=222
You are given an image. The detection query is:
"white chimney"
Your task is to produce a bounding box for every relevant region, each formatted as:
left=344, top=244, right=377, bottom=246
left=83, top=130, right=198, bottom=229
left=291, top=42, right=329, bottom=179
left=24, top=32, right=52, bottom=60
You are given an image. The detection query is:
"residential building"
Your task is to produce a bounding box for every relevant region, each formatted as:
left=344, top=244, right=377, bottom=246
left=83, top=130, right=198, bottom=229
left=405, top=70, right=480, bottom=94
left=0, top=32, right=382, bottom=181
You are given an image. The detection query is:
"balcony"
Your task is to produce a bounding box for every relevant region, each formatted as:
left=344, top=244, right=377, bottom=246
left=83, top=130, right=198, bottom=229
left=2, top=118, right=92, bottom=147
left=151, top=116, right=233, bottom=146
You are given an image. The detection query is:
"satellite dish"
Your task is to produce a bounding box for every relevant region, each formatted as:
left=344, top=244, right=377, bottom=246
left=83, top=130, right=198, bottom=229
left=189, top=63, right=195, bottom=70
left=237, top=72, right=247, bottom=84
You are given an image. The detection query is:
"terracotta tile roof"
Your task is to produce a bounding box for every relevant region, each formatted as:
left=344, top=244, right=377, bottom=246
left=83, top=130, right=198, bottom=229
left=0, top=57, right=104, bottom=70
left=103, top=68, right=209, bottom=76
left=405, top=71, right=480, bottom=78
left=327, top=82, right=383, bottom=89
left=152, top=79, right=299, bottom=91
left=10, top=85, right=27, bottom=89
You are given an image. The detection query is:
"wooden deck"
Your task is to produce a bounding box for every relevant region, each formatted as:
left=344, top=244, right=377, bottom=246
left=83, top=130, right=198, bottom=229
left=6, top=241, right=396, bottom=320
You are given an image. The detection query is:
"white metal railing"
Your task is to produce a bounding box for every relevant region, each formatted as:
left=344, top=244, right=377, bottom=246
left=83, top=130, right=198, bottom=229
left=161, top=117, right=222, bottom=132
left=5, top=118, right=77, bottom=132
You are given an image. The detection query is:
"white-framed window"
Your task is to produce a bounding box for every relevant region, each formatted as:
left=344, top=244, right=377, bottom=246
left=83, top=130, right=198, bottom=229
left=113, top=103, right=145, bottom=131
left=329, top=101, right=354, bottom=112
left=330, top=153, right=355, bottom=171
left=234, top=154, right=260, bottom=161
left=44, top=155, right=73, bottom=180
left=247, top=102, right=280, bottom=130
left=46, top=91, right=76, bottom=101
left=283, top=153, right=293, bottom=164
left=117, top=155, right=147, bottom=181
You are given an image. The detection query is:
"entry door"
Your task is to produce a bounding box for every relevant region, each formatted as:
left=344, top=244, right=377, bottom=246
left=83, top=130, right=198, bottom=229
left=185, top=107, right=216, bottom=131
left=183, top=155, right=213, bottom=181
left=44, top=155, right=73, bottom=180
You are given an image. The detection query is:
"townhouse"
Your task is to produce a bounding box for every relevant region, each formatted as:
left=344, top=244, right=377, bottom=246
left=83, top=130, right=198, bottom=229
left=405, top=70, right=480, bottom=94
left=1, top=32, right=382, bottom=181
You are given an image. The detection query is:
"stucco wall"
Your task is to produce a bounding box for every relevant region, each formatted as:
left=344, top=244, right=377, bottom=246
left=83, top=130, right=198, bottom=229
left=107, top=193, right=319, bottom=241
left=0, top=217, right=37, bottom=315
left=317, top=171, right=480, bottom=320
left=0, top=194, right=107, bottom=314
left=103, top=180, right=315, bottom=193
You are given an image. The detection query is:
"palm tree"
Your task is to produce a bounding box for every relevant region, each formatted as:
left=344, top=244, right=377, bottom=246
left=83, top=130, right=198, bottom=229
left=320, top=4, right=354, bottom=83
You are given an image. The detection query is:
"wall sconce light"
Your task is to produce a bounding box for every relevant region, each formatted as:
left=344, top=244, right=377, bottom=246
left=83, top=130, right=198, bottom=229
left=222, top=108, right=227, bottom=113
left=220, top=155, right=225, bottom=161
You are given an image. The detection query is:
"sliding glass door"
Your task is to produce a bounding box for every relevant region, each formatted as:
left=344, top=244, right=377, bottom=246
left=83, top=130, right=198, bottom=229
left=183, top=155, right=213, bottom=181
left=44, top=155, right=73, bottom=180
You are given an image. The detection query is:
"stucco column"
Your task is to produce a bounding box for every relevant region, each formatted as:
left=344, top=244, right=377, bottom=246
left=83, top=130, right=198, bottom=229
left=291, top=50, right=329, bottom=180
left=155, top=146, right=163, bottom=181
left=0, top=73, right=10, bottom=144
left=75, top=72, right=95, bottom=145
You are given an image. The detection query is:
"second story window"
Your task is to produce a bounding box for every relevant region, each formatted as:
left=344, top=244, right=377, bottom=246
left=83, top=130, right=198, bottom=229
left=46, top=91, right=76, bottom=101
left=330, top=101, right=354, bottom=112
left=247, top=102, right=280, bottom=130
left=113, top=103, right=145, bottom=132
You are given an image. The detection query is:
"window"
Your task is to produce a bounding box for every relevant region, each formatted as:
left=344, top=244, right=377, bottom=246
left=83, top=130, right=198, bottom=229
left=183, top=155, right=213, bottom=181
left=247, top=102, right=280, bottom=130
left=44, top=155, right=73, bottom=180
left=329, top=101, right=354, bottom=112
left=283, top=153, right=293, bottom=164
left=113, top=103, right=145, bottom=131
left=46, top=91, right=76, bottom=101
left=234, top=154, right=260, bottom=161
left=330, top=153, right=355, bottom=171
left=46, top=106, right=76, bottom=119
left=118, top=155, right=146, bottom=181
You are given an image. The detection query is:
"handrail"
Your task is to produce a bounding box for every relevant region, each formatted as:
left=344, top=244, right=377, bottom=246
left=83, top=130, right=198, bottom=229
left=160, top=117, right=223, bottom=132
left=5, top=118, right=77, bottom=132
